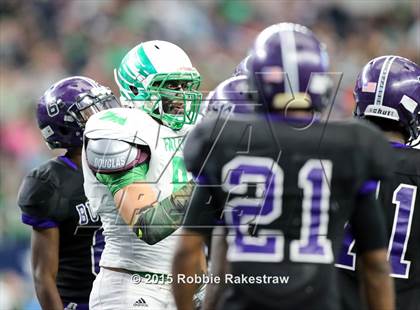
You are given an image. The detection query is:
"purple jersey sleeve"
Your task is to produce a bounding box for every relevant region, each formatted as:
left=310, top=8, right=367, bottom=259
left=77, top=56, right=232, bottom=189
left=21, top=213, right=59, bottom=229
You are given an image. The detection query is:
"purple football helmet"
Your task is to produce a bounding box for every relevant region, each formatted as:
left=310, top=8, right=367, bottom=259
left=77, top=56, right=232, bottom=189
left=233, top=55, right=251, bottom=77
left=205, top=76, right=255, bottom=115
left=248, top=23, right=331, bottom=112
left=354, top=56, right=420, bottom=142
left=37, top=76, right=121, bottom=149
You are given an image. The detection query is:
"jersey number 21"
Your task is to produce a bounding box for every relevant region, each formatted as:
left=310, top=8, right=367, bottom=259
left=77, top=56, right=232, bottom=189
left=222, top=156, right=334, bottom=264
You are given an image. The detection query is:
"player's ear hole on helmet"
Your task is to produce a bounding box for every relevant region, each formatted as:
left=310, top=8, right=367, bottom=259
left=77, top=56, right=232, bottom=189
left=129, top=85, right=139, bottom=96
left=56, top=99, right=65, bottom=109
left=57, top=125, right=71, bottom=135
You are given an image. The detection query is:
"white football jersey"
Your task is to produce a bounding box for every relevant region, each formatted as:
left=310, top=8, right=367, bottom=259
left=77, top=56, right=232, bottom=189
left=82, top=108, right=193, bottom=273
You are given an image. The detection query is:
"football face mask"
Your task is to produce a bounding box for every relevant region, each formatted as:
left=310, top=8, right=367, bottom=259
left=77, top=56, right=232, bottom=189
left=69, top=86, right=121, bottom=127
left=141, top=71, right=201, bottom=130
left=115, top=40, right=202, bottom=131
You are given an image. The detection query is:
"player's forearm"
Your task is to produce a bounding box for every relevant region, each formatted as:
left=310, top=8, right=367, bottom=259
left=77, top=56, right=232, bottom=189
left=172, top=265, right=197, bottom=310
left=202, top=282, right=223, bottom=310
left=132, top=182, right=194, bottom=244
left=31, top=228, right=62, bottom=310
left=203, top=226, right=228, bottom=310
left=33, top=275, right=63, bottom=310
left=114, top=183, right=157, bottom=226
left=361, top=258, right=395, bottom=310
left=172, top=241, right=201, bottom=310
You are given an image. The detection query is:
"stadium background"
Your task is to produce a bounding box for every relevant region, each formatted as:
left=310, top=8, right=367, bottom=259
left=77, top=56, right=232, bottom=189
left=0, top=1, right=418, bottom=309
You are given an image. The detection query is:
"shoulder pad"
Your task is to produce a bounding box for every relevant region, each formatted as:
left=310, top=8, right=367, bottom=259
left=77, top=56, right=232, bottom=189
left=86, top=138, right=149, bottom=174
left=84, top=109, right=156, bottom=147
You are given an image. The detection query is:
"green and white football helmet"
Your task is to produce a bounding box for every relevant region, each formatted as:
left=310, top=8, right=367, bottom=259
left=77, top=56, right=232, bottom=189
left=115, top=40, right=202, bottom=130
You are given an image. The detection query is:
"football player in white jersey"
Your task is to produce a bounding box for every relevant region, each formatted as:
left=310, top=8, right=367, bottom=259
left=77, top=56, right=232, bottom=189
left=82, top=41, right=206, bottom=310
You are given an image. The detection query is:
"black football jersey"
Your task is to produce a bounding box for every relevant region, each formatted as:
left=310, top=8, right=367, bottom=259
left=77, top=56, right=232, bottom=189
left=337, top=144, right=420, bottom=310
left=183, top=114, right=394, bottom=310
left=17, top=156, right=104, bottom=304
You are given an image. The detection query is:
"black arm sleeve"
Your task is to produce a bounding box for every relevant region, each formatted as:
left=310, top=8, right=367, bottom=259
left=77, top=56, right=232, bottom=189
left=349, top=191, right=387, bottom=254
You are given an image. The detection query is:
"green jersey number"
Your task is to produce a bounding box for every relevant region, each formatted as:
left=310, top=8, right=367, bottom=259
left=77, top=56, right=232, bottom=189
left=171, top=156, right=188, bottom=191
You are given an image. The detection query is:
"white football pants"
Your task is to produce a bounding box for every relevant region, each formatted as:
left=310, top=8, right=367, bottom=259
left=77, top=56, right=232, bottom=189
left=89, top=267, right=176, bottom=310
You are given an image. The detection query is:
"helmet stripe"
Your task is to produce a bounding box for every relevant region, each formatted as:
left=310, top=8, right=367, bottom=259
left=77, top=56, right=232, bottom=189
left=114, top=69, right=131, bottom=99
left=122, top=61, right=137, bottom=80
left=137, top=45, right=157, bottom=76
left=279, top=27, right=299, bottom=95
left=118, top=70, right=133, bottom=86
left=135, top=50, right=147, bottom=74
left=374, top=56, right=397, bottom=106
left=122, top=66, right=138, bottom=85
